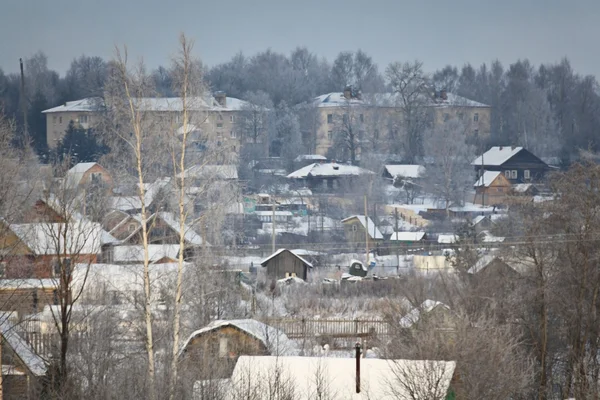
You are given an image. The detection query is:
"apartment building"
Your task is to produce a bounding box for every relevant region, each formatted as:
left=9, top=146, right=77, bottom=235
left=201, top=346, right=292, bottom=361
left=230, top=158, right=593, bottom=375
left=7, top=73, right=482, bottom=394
left=42, top=92, right=250, bottom=152
left=313, top=87, right=491, bottom=156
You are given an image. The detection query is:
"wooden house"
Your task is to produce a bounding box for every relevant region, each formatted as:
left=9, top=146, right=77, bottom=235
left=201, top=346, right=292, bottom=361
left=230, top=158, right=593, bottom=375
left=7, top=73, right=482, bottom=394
left=64, top=162, right=113, bottom=191
left=473, top=171, right=511, bottom=206
left=471, top=146, right=551, bottom=184
left=287, top=162, right=374, bottom=193
left=389, top=231, right=427, bottom=252
left=0, top=280, right=57, bottom=317
left=178, top=319, right=297, bottom=382
left=341, top=216, right=384, bottom=251
left=0, top=315, right=47, bottom=399
left=260, top=249, right=313, bottom=281
left=399, top=300, right=455, bottom=330
left=0, top=220, right=114, bottom=279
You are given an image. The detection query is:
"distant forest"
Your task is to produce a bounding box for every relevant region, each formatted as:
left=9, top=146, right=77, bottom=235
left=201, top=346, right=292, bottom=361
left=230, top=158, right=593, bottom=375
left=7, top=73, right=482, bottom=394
left=0, top=48, right=598, bottom=164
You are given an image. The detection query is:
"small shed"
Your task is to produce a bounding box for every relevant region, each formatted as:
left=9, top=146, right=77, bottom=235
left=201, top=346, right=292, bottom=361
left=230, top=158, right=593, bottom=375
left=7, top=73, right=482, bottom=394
left=260, top=249, right=313, bottom=281
left=178, top=319, right=297, bottom=381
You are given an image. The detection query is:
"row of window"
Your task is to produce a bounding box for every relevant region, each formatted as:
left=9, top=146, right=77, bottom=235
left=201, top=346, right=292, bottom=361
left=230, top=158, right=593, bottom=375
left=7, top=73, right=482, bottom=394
left=504, top=170, right=531, bottom=179
left=52, top=115, right=90, bottom=124
left=443, top=112, right=480, bottom=122
left=327, top=113, right=365, bottom=124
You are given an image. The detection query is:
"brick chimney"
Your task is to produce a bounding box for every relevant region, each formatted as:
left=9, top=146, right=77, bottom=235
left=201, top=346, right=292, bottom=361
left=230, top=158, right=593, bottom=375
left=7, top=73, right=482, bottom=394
left=214, top=91, right=226, bottom=107
left=343, top=85, right=352, bottom=99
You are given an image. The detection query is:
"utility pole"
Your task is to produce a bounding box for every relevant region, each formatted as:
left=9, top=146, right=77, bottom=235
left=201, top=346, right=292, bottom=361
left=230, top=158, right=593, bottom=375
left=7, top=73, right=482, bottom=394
left=271, top=200, right=276, bottom=253
left=19, top=58, right=28, bottom=136
left=394, top=208, right=399, bottom=274
left=364, top=195, right=369, bottom=265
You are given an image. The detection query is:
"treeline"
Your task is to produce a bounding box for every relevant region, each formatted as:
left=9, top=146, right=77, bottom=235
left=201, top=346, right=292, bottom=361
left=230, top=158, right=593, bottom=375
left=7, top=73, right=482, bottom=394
left=1, top=48, right=599, bottom=162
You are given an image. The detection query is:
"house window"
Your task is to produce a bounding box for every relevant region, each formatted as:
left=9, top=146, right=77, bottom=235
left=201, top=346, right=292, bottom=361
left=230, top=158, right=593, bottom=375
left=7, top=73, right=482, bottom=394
left=217, top=132, right=223, bottom=139
left=128, top=223, right=137, bottom=232
left=474, top=113, right=479, bottom=122
left=53, top=258, right=72, bottom=277
left=511, top=170, right=517, bottom=179
left=53, top=116, right=57, bottom=123
left=219, top=337, right=228, bottom=358
left=230, top=115, right=235, bottom=122
left=352, top=225, right=357, bottom=232
left=80, top=115, right=88, bottom=123
left=59, top=116, right=63, bottom=124
left=285, top=272, right=297, bottom=278
left=359, top=114, right=364, bottom=123
left=91, top=172, right=102, bottom=183
left=218, top=114, right=223, bottom=121
left=0, top=262, right=5, bottom=278
left=230, top=131, right=237, bottom=139
left=327, top=131, right=333, bottom=141
left=504, top=170, right=511, bottom=179
left=217, top=123, right=223, bottom=128
left=457, top=113, right=464, bottom=120
left=443, top=113, right=450, bottom=122
left=473, top=129, right=479, bottom=137
left=327, top=114, right=333, bottom=124
left=524, top=170, right=530, bottom=179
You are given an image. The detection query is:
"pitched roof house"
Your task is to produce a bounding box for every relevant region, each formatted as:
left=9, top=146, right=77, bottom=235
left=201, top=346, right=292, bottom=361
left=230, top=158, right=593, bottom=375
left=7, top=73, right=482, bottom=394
left=179, top=319, right=298, bottom=382
left=287, top=162, right=374, bottom=193
left=260, top=249, right=313, bottom=281
left=473, top=170, right=512, bottom=206
left=471, top=146, right=550, bottom=183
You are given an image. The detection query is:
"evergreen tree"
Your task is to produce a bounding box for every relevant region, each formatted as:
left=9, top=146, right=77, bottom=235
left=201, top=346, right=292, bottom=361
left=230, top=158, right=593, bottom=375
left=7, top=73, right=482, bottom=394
left=54, top=121, right=109, bottom=166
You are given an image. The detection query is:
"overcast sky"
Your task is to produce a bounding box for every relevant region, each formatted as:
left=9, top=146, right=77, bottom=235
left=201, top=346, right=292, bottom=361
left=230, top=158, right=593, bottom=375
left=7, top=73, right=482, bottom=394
left=1, top=0, right=598, bottom=78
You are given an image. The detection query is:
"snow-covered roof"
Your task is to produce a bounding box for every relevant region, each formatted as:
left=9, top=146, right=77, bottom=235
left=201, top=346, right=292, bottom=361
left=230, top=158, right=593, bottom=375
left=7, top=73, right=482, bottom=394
left=155, top=212, right=207, bottom=246
left=471, top=146, right=524, bottom=166
left=315, top=91, right=489, bottom=109
left=384, top=165, right=425, bottom=179
left=294, top=154, right=328, bottom=162
left=9, top=221, right=116, bottom=255
left=474, top=171, right=503, bottom=187
left=341, top=216, right=384, bottom=240
left=389, top=231, right=426, bottom=242
left=0, top=314, right=47, bottom=376
left=513, top=183, right=533, bottom=193
left=42, top=97, right=102, bottom=113
left=260, top=249, right=313, bottom=268
left=437, top=234, right=457, bottom=244
left=230, top=356, right=456, bottom=400
left=180, top=319, right=299, bottom=358
left=65, top=162, right=101, bottom=187
left=0, top=279, right=57, bottom=289
left=287, top=163, right=374, bottom=179
left=399, top=300, right=451, bottom=328
left=112, top=245, right=180, bottom=263
left=108, top=196, right=143, bottom=212
left=179, top=164, right=238, bottom=180
left=479, top=230, right=506, bottom=243
left=468, top=255, right=500, bottom=274
left=314, top=92, right=366, bottom=108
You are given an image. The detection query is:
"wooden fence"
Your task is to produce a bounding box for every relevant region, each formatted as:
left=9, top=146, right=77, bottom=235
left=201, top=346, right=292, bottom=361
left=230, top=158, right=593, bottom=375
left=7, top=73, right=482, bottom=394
left=264, top=318, right=393, bottom=339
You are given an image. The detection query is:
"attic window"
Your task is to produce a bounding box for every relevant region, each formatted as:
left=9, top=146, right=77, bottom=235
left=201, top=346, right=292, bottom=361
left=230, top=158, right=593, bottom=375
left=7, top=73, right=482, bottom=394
left=352, top=225, right=357, bottom=232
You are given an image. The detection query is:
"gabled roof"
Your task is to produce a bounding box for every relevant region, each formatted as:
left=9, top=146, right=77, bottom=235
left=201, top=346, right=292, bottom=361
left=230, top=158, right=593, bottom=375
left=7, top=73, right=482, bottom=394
left=260, top=249, right=313, bottom=268
left=230, top=356, right=456, bottom=400
left=399, top=300, right=451, bottom=328
left=287, top=163, right=374, bottom=179
left=389, top=231, right=426, bottom=242
left=9, top=221, right=117, bottom=255
left=65, top=162, right=102, bottom=188
left=384, top=164, right=425, bottom=179
left=42, top=97, right=103, bottom=113
left=0, top=314, right=47, bottom=376
left=155, top=212, right=207, bottom=246
left=471, top=146, right=524, bottom=166
left=474, top=171, right=505, bottom=187
left=468, top=255, right=515, bottom=274
left=341, top=215, right=384, bottom=240
left=180, top=319, right=299, bottom=358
